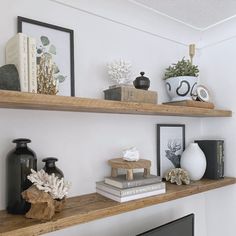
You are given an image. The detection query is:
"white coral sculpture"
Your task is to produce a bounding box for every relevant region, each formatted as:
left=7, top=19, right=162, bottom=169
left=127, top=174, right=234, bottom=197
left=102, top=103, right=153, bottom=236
left=27, top=169, right=71, bottom=200
left=107, top=59, right=132, bottom=85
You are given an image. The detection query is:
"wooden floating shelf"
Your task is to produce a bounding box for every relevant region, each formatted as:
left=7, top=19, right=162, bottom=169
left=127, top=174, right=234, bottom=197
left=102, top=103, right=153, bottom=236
left=0, top=177, right=235, bottom=236
left=0, top=90, right=232, bottom=117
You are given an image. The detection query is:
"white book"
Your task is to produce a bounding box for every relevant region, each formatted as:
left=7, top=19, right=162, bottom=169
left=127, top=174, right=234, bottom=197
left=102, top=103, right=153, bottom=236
left=28, top=37, right=37, bottom=93
left=96, top=181, right=166, bottom=197
left=96, top=186, right=166, bottom=203
left=5, top=33, right=28, bottom=92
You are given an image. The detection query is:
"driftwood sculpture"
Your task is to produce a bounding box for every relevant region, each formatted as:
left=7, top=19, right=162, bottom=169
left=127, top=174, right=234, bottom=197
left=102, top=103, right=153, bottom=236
left=22, top=186, right=55, bottom=220
left=21, top=169, right=70, bottom=220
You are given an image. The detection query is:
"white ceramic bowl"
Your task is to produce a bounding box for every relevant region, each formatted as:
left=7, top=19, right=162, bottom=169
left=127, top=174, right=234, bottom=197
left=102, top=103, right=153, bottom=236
left=165, top=76, right=198, bottom=102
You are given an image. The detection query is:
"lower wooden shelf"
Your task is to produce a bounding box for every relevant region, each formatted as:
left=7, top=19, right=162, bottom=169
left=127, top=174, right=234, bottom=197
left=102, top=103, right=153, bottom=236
left=0, top=177, right=235, bottom=236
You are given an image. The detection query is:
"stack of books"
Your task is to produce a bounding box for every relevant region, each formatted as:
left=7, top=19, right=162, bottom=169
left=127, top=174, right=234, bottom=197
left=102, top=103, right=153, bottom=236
left=96, top=172, right=165, bottom=203
left=5, top=33, right=37, bottom=93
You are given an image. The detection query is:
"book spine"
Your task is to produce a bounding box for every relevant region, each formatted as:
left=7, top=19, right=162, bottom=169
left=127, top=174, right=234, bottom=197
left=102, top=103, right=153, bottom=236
left=217, top=141, right=224, bottom=178
left=96, top=182, right=165, bottom=197
left=28, top=37, right=37, bottom=93
left=20, top=34, right=28, bottom=92
left=105, top=177, right=161, bottom=189
left=5, top=33, right=28, bottom=92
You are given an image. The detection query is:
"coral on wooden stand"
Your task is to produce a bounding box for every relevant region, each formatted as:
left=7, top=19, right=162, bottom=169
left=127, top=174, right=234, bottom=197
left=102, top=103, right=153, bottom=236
left=22, top=169, right=70, bottom=220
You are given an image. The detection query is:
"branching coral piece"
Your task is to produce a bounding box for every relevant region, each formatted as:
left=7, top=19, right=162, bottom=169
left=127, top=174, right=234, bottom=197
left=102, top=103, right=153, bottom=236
left=28, top=169, right=71, bottom=200
left=107, top=59, right=132, bottom=85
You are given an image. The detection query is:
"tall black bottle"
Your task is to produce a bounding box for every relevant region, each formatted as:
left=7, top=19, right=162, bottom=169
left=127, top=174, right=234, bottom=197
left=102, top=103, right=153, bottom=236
left=7, top=138, right=37, bottom=214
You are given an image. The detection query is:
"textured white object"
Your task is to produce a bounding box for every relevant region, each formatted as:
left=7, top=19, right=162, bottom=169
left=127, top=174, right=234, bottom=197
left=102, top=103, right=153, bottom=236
left=180, top=143, right=206, bottom=181
left=165, top=76, right=198, bottom=102
left=122, top=147, right=140, bottom=161
left=27, top=169, right=71, bottom=200
left=107, top=59, right=132, bottom=85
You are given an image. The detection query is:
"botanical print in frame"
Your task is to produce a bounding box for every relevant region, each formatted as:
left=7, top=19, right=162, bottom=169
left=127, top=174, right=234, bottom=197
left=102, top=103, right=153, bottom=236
left=17, top=16, right=75, bottom=96
left=157, top=124, right=185, bottom=178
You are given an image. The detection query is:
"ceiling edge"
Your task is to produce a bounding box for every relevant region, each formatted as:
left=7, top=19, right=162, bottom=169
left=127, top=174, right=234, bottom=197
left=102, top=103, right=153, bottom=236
left=130, top=0, right=236, bottom=32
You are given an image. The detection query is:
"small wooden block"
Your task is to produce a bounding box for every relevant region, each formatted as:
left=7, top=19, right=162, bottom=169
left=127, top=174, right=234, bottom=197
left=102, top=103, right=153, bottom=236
left=163, top=100, right=215, bottom=109
left=143, top=168, right=150, bottom=177
left=104, top=86, right=157, bottom=104
left=126, top=169, right=133, bottom=180
left=111, top=167, right=118, bottom=177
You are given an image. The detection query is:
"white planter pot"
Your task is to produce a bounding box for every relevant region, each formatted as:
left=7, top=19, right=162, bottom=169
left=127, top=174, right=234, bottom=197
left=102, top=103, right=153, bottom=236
left=180, top=143, right=206, bottom=181
left=165, top=76, right=198, bottom=102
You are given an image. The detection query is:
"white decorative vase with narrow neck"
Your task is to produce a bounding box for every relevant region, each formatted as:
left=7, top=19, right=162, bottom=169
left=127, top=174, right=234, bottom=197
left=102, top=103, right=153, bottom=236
left=180, top=143, right=206, bottom=181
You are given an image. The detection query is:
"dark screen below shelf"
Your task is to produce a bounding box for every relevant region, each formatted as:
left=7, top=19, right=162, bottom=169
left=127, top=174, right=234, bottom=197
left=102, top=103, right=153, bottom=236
left=137, top=213, right=194, bottom=236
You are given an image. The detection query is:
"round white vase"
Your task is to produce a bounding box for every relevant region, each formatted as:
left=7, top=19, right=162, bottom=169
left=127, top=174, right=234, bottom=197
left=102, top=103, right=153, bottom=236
left=180, top=143, right=206, bottom=181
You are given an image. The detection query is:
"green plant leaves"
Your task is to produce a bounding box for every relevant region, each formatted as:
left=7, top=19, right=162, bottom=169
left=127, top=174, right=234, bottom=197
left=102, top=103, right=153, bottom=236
left=40, top=36, right=50, bottom=46
left=55, top=75, right=66, bottom=83
left=49, top=44, right=56, bottom=55
left=164, top=58, right=199, bottom=80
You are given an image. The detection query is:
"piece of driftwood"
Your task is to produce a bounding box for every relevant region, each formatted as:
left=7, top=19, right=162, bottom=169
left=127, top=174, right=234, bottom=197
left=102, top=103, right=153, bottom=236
left=22, top=186, right=65, bottom=220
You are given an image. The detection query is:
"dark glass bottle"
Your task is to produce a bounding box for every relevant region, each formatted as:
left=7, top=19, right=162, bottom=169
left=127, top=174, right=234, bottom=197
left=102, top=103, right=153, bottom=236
left=7, top=138, right=37, bottom=214
left=42, top=157, right=64, bottom=179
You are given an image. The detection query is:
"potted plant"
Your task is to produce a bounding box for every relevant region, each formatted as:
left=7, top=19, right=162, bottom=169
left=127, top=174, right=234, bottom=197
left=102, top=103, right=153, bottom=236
left=164, top=58, right=199, bottom=102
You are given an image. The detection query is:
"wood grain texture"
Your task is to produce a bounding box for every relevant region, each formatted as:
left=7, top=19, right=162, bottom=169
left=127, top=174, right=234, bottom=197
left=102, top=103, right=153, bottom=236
left=108, top=158, right=151, bottom=169
left=104, top=86, right=157, bottom=104
left=163, top=100, right=215, bottom=109
left=0, top=90, right=231, bottom=117
left=0, top=177, right=235, bottom=236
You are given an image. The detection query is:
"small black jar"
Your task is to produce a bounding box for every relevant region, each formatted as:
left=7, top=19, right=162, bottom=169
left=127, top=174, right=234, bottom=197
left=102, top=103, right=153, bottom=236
left=42, top=157, right=64, bottom=179
left=133, top=72, right=150, bottom=90
left=7, top=138, right=37, bottom=214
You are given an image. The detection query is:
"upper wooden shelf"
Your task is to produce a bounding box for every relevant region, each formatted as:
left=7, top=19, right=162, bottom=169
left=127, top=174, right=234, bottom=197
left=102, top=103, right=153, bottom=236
left=0, top=177, right=235, bottom=236
left=0, top=90, right=232, bottom=117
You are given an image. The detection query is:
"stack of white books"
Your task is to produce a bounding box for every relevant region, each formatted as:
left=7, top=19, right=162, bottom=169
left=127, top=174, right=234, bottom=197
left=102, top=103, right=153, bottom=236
left=96, top=172, right=165, bottom=203
left=5, top=33, right=37, bottom=93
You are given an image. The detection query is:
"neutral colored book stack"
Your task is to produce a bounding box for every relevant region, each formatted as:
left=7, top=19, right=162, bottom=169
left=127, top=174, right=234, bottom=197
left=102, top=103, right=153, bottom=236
left=5, top=33, right=37, bottom=93
left=96, top=172, right=165, bottom=203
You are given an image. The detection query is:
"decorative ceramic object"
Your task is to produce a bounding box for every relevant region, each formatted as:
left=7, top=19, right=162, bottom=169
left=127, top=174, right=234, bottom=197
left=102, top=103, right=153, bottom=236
left=107, top=59, right=132, bottom=85
left=165, top=76, right=198, bottom=101
left=122, top=147, right=140, bottom=161
left=42, top=157, right=64, bottom=179
left=133, top=72, right=150, bottom=90
left=6, top=138, right=37, bottom=214
left=165, top=168, right=190, bottom=185
left=0, top=64, right=20, bottom=91
left=180, top=143, right=206, bottom=181
left=164, top=58, right=199, bottom=101
left=195, top=85, right=210, bottom=102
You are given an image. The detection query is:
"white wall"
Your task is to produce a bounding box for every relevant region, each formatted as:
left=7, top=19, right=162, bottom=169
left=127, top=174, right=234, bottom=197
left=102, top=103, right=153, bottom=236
left=199, top=38, right=236, bottom=236
left=0, top=1, right=234, bottom=236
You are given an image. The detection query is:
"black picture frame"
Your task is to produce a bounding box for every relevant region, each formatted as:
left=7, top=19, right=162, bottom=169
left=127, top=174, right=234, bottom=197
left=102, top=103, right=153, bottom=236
left=157, top=124, right=185, bottom=177
left=17, top=16, right=75, bottom=96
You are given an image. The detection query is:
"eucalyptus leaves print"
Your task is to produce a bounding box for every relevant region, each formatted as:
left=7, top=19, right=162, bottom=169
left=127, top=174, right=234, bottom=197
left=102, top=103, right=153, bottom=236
left=37, top=36, right=67, bottom=94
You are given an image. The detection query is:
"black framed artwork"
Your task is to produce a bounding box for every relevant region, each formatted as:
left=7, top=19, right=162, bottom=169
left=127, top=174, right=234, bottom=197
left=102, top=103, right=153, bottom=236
left=17, top=16, right=75, bottom=96
left=157, top=124, right=185, bottom=177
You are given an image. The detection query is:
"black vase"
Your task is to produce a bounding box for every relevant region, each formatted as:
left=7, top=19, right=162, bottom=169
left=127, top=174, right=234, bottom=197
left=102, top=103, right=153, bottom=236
left=42, top=157, right=64, bottom=179
left=133, top=72, right=150, bottom=90
left=7, top=138, right=37, bottom=214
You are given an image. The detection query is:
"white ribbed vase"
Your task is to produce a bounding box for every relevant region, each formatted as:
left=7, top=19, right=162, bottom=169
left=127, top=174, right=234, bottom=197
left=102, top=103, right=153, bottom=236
left=180, top=143, right=206, bottom=181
